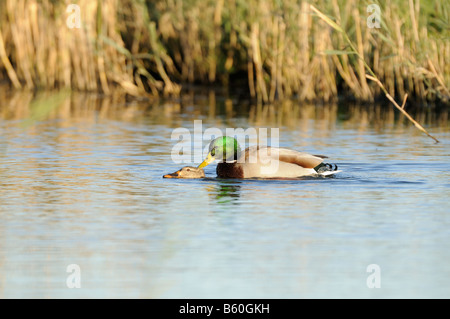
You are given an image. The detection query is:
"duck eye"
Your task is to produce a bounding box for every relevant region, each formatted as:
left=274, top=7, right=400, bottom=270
left=186, top=168, right=191, bottom=171
left=211, top=148, right=216, bottom=156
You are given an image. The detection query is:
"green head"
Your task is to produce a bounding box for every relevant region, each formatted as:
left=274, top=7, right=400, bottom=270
left=198, top=136, right=241, bottom=168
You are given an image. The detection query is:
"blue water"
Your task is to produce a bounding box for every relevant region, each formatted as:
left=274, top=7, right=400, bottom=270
left=0, top=92, right=449, bottom=298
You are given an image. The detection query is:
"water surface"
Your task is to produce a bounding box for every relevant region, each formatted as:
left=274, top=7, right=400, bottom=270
left=0, top=90, right=449, bottom=298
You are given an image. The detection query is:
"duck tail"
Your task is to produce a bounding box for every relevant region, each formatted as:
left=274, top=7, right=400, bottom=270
left=314, top=162, right=339, bottom=174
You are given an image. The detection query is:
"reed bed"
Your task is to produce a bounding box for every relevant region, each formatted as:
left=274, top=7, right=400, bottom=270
left=0, top=0, right=448, bottom=104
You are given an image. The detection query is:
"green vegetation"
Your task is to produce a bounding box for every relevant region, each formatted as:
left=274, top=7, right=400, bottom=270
left=0, top=0, right=449, bottom=104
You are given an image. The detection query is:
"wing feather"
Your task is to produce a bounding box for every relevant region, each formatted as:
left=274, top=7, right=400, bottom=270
left=241, top=146, right=324, bottom=169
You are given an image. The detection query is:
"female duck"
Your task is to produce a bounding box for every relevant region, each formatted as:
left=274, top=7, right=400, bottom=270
left=163, top=166, right=205, bottom=179
left=198, top=136, right=338, bottom=178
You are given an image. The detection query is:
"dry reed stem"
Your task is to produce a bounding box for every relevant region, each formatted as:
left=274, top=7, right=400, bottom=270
left=311, top=4, right=440, bottom=143
left=366, top=74, right=439, bottom=143
left=0, top=29, right=21, bottom=88
left=0, top=0, right=448, bottom=103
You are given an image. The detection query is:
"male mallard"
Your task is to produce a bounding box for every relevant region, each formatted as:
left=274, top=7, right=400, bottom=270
left=198, top=136, right=339, bottom=178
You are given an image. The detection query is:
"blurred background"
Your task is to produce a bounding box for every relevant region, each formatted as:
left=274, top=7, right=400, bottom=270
left=0, top=0, right=448, bottom=104
left=0, top=0, right=449, bottom=299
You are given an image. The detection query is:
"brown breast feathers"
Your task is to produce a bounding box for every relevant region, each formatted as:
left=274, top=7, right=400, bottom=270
left=216, top=162, right=244, bottom=178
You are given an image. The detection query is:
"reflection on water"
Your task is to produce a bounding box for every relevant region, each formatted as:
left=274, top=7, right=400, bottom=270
left=0, top=88, right=449, bottom=298
left=208, top=180, right=242, bottom=205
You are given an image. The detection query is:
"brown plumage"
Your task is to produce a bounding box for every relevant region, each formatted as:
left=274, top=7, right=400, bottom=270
left=217, top=162, right=244, bottom=178
left=216, top=146, right=329, bottom=178
left=163, top=166, right=205, bottom=179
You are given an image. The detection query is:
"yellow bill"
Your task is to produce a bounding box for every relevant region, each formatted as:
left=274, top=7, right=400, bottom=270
left=198, top=152, right=215, bottom=169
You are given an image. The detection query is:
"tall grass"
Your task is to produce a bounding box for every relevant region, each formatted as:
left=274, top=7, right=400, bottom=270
left=0, top=0, right=448, bottom=104
left=0, top=0, right=181, bottom=96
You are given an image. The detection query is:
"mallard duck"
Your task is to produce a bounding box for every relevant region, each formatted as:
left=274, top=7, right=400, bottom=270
left=198, top=136, right=339, bottom=178
left=163, top=166, right=205, bottom=179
